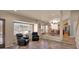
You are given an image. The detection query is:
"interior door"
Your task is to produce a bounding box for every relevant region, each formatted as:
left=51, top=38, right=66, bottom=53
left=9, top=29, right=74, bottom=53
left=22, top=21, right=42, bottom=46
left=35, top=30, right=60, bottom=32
left=0, top=18, right=5, bottom=48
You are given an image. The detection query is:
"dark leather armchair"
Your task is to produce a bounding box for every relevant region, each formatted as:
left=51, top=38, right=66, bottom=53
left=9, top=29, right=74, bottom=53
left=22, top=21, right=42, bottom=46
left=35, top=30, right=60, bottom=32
left=16, top=33, right=29, bottom=46
left=32, top=32, right=39, bottom=41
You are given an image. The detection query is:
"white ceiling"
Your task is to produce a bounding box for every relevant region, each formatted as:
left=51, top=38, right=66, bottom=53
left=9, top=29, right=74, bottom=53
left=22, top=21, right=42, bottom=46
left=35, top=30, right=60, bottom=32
left=7, top=10, right=71, bottom=22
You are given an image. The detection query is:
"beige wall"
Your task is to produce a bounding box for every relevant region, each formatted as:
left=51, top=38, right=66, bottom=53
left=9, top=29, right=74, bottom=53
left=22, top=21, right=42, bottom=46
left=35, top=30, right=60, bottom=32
left=72, top=11, right=79, bottom=48
left=0, top=11, right=45, bottom=47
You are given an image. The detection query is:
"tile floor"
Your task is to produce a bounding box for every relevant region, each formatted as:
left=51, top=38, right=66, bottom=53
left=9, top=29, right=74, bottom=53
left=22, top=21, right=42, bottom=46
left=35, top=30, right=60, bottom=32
left=7, top=39, right=77, bottom=49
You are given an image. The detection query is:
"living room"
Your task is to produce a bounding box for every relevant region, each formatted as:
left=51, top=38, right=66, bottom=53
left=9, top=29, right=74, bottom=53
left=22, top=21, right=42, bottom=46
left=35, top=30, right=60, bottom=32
left=0, top=10, right=79, bottom=49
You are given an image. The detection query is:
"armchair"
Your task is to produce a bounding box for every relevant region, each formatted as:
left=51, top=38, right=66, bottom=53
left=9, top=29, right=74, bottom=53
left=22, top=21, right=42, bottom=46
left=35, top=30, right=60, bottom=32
left=32, top=32, right=39, bottom=41
left=16, top=33, right=29, bottom=46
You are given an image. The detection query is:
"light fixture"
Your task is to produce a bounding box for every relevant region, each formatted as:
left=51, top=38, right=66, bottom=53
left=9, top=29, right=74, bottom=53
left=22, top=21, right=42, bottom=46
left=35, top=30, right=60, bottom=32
left=49, top=18, right=60, bottom=24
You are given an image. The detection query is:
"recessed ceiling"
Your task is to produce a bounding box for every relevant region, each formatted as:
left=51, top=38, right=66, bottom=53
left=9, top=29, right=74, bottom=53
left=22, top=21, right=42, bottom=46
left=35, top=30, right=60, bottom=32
left=7, top=10, right=71, bottom=22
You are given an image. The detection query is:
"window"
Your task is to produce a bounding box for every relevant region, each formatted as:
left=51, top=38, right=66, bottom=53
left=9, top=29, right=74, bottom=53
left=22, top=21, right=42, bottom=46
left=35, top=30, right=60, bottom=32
left=0, top=21, right=3, bottom=44
left=34, top=24, right=38, bottom=32
left=41, top=25, right=48, bottom=34
left=0, top=20, right=4, bottom=45
left=46, top=25, right=48, bottom=33
left=13, top=21, right=33, bottom=35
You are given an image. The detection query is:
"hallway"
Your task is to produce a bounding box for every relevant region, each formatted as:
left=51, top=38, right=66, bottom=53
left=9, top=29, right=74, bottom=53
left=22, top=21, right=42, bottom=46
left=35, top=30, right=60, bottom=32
left=7, top=39, right=76, bottom=49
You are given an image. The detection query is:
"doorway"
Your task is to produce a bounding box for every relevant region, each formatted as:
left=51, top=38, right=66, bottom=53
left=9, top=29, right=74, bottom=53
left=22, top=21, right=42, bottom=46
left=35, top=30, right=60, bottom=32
left=63, top=20, right=76, bottom=45
left=0, top=18, right=5, bottom=48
